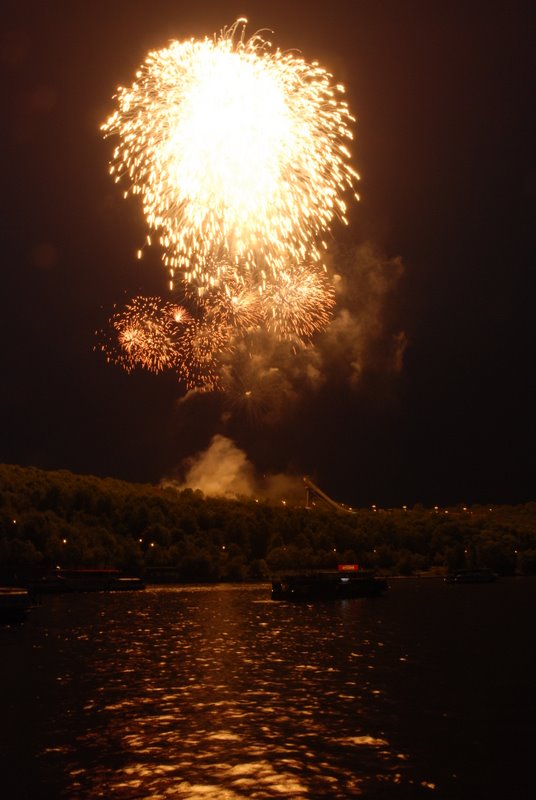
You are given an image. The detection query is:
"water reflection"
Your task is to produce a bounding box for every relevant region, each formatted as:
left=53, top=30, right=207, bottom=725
left=28, top=586, right=416, bottom=798
left=7, top=580, right=534, bottom=798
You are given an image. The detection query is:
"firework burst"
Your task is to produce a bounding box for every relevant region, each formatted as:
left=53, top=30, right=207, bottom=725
left=259, top=264, right=336, bottom=340
left=102, top=19, right=358, bottom=288
left=169, top=303, right=192, bottom=325
left=96, top=296, right=181, bottom=374
left=176, top=318, right=233, bottom=390
left=220, top=344, right=287, bottom=426
left=199, top=276, right=262, bottom=333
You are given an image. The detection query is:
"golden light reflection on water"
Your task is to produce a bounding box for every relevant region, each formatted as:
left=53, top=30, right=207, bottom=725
left=4, top=580, right=534, bottom=798
left=30, top=586, right=437, bottom=798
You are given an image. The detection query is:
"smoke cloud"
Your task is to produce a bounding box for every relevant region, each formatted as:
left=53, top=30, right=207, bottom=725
left=322, top=240, right=406, bottom=382
left=162, top=434, right=305, bottom=503
left=164, top=243, right=406, bottom=494
left=215, top=241, right=406, bottom=423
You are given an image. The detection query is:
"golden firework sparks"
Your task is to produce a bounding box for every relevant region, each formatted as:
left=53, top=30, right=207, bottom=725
left=176, top=318, right=232, bottom=390
left=96, top=296, right=181, bottom=374
left=199, top=275, right=262, bottom=333
left=102, top=19, right=358, bottom=289
left=259, top=264, right=336, bottom=340
left=169, top=303, right=192, bottom=324
left=220, top=349, right=286, bottom=426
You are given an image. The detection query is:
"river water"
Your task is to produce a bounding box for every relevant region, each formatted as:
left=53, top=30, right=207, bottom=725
left=1, top=578, right=535, bottom=799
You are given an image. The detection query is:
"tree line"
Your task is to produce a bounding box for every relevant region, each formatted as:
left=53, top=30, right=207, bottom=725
left=1, top=463, right=536, bottom=582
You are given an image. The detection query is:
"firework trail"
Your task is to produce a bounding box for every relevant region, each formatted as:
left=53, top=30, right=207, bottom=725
left=96, top=296, right=183, bottom=374
left=102, top=19, right=358, bottom=289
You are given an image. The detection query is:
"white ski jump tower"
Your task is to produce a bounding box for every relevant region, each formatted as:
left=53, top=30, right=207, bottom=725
left=303, top=476, right=356, bottom=514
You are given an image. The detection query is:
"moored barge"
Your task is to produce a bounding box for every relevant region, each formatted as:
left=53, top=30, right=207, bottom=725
left=272, top=566, right=388, bottom=601
left=444, top=568, right=498, bottom=584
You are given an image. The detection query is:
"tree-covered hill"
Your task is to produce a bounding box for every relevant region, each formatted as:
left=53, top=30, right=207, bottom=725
left=1, top=463, right=536, bottom=581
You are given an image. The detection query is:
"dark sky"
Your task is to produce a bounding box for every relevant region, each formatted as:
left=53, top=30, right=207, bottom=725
left=1, top=0, right=534, bottom=507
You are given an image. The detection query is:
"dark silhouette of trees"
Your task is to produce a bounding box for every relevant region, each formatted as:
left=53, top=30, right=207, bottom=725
left=1, top=463, right=535, bottom=581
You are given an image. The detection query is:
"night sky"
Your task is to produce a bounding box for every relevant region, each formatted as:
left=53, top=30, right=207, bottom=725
left=1, top=0, right=534, bottom=507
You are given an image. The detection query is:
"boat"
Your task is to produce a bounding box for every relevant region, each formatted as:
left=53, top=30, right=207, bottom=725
left=444, top=568, right=498, bottom=584
left=0, top=587, right=32, bottom=623
left=271, top=567, right=388, bottom=601
left=28, top=569, right=145, bottom=594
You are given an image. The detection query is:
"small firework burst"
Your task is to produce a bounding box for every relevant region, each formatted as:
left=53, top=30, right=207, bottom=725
left=96, top=296, right=181, bottom=374
left=220, top=362, right=277, bottom=424
left=219, top=337, right=306, bottom=425
left=176, top=318, right=232, bottom=390
left=200, top=276, right=262, bottom=333
left=168, top=304, right=192, bottom=325
left=260, top=264, right=336, bottom=340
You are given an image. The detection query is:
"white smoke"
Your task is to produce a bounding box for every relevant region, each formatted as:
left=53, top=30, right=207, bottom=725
left=162, top=434, right=304, bottom=502
left=322, top=241, right=406, bottom=384
left=169, top=241, right=406, bottom=437
left=217, top=241, right=406, bottom=419
left=219, top=335, right=324, bottom=425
